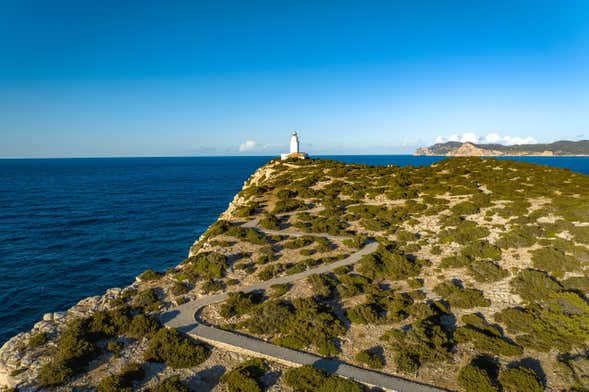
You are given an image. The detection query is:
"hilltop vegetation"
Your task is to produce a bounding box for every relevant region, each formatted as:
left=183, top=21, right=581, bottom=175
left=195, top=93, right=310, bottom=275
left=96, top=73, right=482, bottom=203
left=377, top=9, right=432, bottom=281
left=2, top=156, right=588, bottom=392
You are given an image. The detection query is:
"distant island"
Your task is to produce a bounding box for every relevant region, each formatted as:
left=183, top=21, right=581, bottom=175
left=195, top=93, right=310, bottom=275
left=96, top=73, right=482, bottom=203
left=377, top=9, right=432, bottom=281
left=415, top=139, right=589, bottom=156
left=1, top=157, right=588, bottom=391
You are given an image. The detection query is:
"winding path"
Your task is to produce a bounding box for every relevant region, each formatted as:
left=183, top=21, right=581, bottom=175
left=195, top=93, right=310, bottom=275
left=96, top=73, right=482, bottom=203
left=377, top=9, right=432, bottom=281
left=159, top=223, right=445, bottom=392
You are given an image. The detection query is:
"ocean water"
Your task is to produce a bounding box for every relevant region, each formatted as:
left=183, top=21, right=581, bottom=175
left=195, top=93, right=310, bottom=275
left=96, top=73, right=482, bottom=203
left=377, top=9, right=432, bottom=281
left=1, top=155, right=588, bottom=345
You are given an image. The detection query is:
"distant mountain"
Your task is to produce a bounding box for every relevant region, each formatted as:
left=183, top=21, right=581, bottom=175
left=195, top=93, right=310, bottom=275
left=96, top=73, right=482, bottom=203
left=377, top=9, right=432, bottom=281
left=415, top=140, right=589, bottom=156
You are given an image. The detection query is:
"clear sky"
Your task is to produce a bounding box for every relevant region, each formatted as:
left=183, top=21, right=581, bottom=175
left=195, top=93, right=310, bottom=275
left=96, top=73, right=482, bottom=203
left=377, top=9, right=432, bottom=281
left=1, top=0, right=588, bottom=157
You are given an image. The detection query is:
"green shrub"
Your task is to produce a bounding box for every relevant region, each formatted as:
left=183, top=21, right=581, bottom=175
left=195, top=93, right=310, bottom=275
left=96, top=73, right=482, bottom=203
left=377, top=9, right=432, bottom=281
left=97, top=363, right=144, bottom=392
left=455, top=327, right=522, bottom=357
left=273, top=198, right=307, bottom=214
left=307, top=274, right=336, bottom=297
left=270, top=283, right=290, bottom=297
left=467, top=260, right=509, bottom=283
left=358, top=245, right=421, bottom=281
left=257, top=264, right=283, bottom=280
left=179, top=252, right=228, bottom=281
left=144, top=328, right=210, bottom=368
left=38, top=318, right=99, bottom=387
left=355, top=348, right=385, bottom=369
left=458, top=364, right=497, bottom=392
left=439, top=255, right=470, bottom=268
left=171, top=281, right=190, bottom=296
left=220, top=292, right=263, bottom=318
left=201, top=279, right=224, bottom=293
left=439, top=220, right=489, bottom=244
left=138, top=269, right=163, bottom=281
left=383, top=317, right=453, bottom=372
left=259, top=214, right=281, bottom=230
left=282, top=365, right=365, bottom=392
left=510, top=269, right=562, bottom=302
left=531, top=247, right=581, bottom=278
left=498, top=366, right=543, bottom=392
left=28, top=331, right=48, bottom=348
left=451, top=201, right=480, bottom=215
left=342, top=234, right=368, bottom=249
left=283, top=236, right=315, bottom=249
left=149, top=376, right=189, bottom=392
left=106, top=340, right=124, bottom=358
left=220, top=358, right=268, bottom=392
left=461, top=240, right=501, bottom=260
left=433, top=281, right=491, bottom=308
left=346, top=303, right=385, bottom=324
left=134, top=288, right=160, bottom=311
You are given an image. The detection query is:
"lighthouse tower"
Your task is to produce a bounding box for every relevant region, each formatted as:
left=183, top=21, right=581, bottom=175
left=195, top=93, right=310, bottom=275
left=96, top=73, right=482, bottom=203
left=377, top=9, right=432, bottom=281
left=289, top=131, right=299, bottom=154
left=281, top=131, right=308, bottom=160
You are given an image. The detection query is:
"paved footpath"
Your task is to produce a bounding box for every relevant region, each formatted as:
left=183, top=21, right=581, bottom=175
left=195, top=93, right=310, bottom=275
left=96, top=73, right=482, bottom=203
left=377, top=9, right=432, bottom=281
left=160, top=224, right=445, bottom=392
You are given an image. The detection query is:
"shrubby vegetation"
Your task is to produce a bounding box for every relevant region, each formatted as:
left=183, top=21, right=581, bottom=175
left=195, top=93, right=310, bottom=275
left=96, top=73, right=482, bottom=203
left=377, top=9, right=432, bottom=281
left=498, top=366, right=543, bottom=392
left=177, top=252, right=228, bottom=282
left=148, top=376, right=190, bottom=392
left=355, top=348, right=385, bottom=369
left=358, top=245, right=422, bottom=281
left=220, top=358, right=268, bottom=392
left=433, top=281, right=490, bottom=309
left=282, top=365, right=366, bottom=392
left=458, top=364, right=497, bottom=392
left=144, top=328, right=209, bottom=368
left=97, top=363, right=144, bottom=392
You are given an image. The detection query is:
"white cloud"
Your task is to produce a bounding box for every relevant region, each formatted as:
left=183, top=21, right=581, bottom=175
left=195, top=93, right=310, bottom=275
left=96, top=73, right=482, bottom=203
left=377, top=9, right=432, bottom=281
left=239, top=140, right=257, bottom=152
left=435, top=132, right=536, bottom=146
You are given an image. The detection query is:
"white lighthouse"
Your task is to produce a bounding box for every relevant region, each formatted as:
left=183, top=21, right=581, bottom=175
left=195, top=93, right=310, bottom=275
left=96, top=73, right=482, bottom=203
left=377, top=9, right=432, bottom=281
left=289, top=131, right=299, bottom=154
left=281, top=131, right=308, bottom=160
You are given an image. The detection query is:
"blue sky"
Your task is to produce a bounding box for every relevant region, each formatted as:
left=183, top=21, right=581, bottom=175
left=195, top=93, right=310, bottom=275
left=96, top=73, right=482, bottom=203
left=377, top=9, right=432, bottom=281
left=1, top=1, right=588, bottom=157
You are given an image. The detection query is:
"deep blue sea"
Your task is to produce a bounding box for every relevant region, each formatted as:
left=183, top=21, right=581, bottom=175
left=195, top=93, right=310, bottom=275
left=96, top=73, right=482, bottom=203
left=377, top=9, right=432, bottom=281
left=1, top=155, right=588, bottom=345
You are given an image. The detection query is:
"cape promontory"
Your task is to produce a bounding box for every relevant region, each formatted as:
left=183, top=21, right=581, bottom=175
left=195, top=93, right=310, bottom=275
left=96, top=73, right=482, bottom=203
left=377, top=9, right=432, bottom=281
left=1, top=157, right=588, bottom=392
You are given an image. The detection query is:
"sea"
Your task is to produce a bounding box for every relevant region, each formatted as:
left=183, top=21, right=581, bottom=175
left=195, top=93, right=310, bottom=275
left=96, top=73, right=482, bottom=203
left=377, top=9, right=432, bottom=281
left=1, top=155, right=588, bottom=345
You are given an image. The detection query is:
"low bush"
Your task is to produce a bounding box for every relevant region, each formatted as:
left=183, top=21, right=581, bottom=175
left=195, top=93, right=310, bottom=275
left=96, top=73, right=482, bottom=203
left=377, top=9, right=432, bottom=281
left=358, top=245, right=421, bottom=281
left=220, top=358, right=268, bottom=392
left=220, top=291, right=263, bottom=318
left=38, top=318, right=98, bottom=387
left=171, top=281, right=190, bottom=296
left=201, top=279, right=224, bottom=293
left=137, top=269, right=163, bottom=282
left=458, top=364, right=497, bottom=392
left=510, top=269, right=562, bottom=302
left=433, top=281, right=491, bottom=308
left=455, top=327, right=522, bottom=357
left=178, top=252, right=228, bottom=281
left=97, top=363, right=144, bottom=392
left=346, top=303, right=386, bottom=324
left=269, top=283, right=290, bottom=297
left=342, top=234, right=368, bottom=249
left=439, top=255, right=470, bottom=269
left=149, top=376, right=189, bottom=392
left=134, top=288, right=160, bottom=311
left=28, top=331, right=48, bottom=348
left=257, top=264, right=283, bottom=281
left=259, top=214, right=281, bottom=230
left=106, top=340, right=123, bottom=358
left=461, top=240, right=502, bottom=260
left=467, top=260, right=509, bottom=283
left=273, top=198, right=307, bottom=214
left=282, top=365, right=366, bottom=392
left=144, top=328, right=210, bottom=368
left=531, top=247, right=581, bottom=278
left=355, top=348, right=385, bottom=369
left=383, top=316, right=453, bottom=372
left=282, top=236, right=315, bottom=249
left=498, top=366, right=543, bottom=392
left=307, top=274, right=337, bottom=298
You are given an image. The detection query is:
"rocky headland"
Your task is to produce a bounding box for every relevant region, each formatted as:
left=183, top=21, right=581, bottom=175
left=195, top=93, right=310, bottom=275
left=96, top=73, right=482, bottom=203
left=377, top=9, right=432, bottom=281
left=1, top=157, right=588, bottom=392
